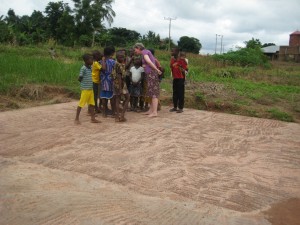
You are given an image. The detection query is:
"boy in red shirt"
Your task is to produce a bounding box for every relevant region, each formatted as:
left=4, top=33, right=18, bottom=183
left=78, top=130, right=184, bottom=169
left=169, top=48, right=188, bottom=113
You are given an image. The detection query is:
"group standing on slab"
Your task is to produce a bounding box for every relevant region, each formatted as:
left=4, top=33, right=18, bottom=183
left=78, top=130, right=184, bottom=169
left=74, top=43, right=188, bottom=124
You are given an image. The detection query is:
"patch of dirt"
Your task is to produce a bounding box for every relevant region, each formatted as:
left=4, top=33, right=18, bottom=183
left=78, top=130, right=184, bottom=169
left=263, top=198, right=300, bottom=225
left=0, top=102, right=300, bottom=224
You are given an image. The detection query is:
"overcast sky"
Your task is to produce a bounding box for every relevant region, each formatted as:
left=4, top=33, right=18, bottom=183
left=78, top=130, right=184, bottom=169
left=1, top=0, right=299, bottom=54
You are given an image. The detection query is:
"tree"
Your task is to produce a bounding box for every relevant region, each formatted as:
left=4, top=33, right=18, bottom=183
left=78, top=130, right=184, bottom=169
left=72, top=0, right=115, bottom=46
left=0, top=16, right=12, bottom=43
left=30, top=11, right=47, bottom=43
left=108, top=27, right=140, bottom=47
left=56, top=10, right=75, bottom=46
left=45, top=1, right=73, bottom=44
left=18, top=15, right=33, bottom=45
left=158, top=37, right=175, bottom=50
left=5, top=9, right=19, bottom=26
left=178, top=36, right=202, bottom=54
left=262, top=43, right=276, bottom=48
left=245, top=38, right=262, bottom=49
left=5, top=9, right=20, bottom=44
left=95, top=28, right=113, bottom=46
left=141, top=30, right=161, bottom=48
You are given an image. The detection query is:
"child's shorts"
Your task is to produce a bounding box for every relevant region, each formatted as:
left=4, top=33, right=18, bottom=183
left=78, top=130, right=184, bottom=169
left=78, top=90, right=95, bottom=108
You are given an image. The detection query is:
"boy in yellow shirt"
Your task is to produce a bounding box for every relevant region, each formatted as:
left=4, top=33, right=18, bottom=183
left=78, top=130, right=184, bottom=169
left=92, top=50, right=103, bottom=113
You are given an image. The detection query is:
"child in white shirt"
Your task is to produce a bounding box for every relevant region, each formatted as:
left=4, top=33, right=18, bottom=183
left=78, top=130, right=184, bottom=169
left=129, top=58, right=145, bottom=112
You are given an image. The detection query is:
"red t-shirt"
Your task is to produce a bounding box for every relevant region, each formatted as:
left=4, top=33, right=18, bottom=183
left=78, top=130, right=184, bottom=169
left=170, top=57, right=188, bottom=79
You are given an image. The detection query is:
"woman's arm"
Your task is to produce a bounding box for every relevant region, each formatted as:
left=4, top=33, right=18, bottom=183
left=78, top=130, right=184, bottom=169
left=144, top=54, right=162, bottom=75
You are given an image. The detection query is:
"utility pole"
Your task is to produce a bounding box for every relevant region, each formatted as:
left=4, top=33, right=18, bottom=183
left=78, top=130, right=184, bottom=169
left=164, top=17, right=176, bottom=51
left=215, top=34, right=223, bottom=54
left=220, top=35, right=223, bottom=54
left=215, top=34, right=218, bottom=54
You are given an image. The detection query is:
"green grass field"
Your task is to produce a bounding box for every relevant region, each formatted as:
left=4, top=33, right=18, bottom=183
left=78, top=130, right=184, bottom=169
left=1, top=45, right=300, bottom=122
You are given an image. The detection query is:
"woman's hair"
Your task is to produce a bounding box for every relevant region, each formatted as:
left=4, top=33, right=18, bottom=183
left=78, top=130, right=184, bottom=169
left=133, top=43, right=145, bottom=50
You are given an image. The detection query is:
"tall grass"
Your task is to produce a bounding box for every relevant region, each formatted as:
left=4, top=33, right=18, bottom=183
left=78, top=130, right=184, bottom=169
left=0, top=46, right=83, bottom=94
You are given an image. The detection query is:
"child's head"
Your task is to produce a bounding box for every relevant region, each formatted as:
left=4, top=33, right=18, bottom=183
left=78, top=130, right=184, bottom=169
left=82, top=53, right=93, bottom=66
left=104, top=46, right=115, bottom=57
left=179, top=51, right=186, bottom=58
left=92, top=50, right=102, bottom=61
left=118, top=48, right=127, bottom=57
left=134, top=58, right=142, bottom=67
left=171, top=48, right=180, bottom=57
left=116, top=50, right=125, bottom=63
left=128, top=48, right=134, bottom=57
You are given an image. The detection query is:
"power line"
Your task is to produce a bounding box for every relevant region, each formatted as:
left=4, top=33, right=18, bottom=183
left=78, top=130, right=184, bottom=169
left=164, top=17, right=177, bottom=51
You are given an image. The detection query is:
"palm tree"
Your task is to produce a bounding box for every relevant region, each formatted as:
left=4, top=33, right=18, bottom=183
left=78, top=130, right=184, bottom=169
left=72, top=0, right=115, bottom=46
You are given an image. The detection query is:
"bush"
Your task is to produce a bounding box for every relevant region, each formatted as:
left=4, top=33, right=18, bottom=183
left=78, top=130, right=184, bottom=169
left=213, top=48, right=270, bottom=67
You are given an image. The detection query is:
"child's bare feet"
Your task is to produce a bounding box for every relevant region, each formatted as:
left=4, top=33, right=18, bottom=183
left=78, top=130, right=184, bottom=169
left=91, top=119, right=101, bottom=123
left=87, top=113, right=98, bottom=117
left=143, top=110, right=152, bottom=115
left=74, top=120, right=81, bottom=125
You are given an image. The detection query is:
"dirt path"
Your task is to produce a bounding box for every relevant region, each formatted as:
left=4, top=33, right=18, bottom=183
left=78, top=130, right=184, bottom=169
left=1, top=102, right=300, bottom=225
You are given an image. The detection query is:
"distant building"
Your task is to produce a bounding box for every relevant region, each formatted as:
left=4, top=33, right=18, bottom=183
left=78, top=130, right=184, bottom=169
left=289, top=30, right=300, bottom=46
left=278, top=30, right=300, bottom=62
left=261, top=45, right=279, bottom=60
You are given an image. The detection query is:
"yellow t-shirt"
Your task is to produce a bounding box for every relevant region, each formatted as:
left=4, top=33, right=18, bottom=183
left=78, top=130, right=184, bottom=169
left=92, top=61, right=101, bottom=84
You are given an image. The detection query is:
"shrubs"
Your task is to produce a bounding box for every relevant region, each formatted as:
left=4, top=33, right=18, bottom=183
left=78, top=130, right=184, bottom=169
left=213, top=47, right=270, bottom=67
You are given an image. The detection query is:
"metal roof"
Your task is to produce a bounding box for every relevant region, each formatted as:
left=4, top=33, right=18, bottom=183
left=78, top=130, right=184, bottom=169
left=261, top=45, right=279, bottom=53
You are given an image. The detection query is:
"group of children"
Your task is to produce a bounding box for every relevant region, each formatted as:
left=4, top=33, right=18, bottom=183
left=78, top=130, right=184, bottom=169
left=75, top=46, right=152, bottom=124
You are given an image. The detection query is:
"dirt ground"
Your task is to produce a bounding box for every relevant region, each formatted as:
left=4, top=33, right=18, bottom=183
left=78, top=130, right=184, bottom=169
left=0, top=101, right=300, bottom=225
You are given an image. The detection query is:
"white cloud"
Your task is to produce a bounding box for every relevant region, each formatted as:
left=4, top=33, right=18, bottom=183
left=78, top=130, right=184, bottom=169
left=1, top=0, right=299, bottom=54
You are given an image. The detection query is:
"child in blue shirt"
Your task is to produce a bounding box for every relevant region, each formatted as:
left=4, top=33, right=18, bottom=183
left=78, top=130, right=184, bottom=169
left=100, top=46, right=116, bottom=117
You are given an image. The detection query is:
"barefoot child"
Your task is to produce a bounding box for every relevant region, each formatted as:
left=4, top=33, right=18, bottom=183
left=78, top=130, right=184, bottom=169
left=100, top=46, right=116, bottom=117
left=129, top=58, right=144, bottom=112
left=112, top=50, right=130, bottom=122
left=92, top=50, right=103, bottom=113
left=75, top=54, right=100, bottom=124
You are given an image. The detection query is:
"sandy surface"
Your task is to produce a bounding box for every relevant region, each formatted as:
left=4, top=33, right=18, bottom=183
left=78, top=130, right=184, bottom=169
left=0, top=102, right=300, bottom=225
